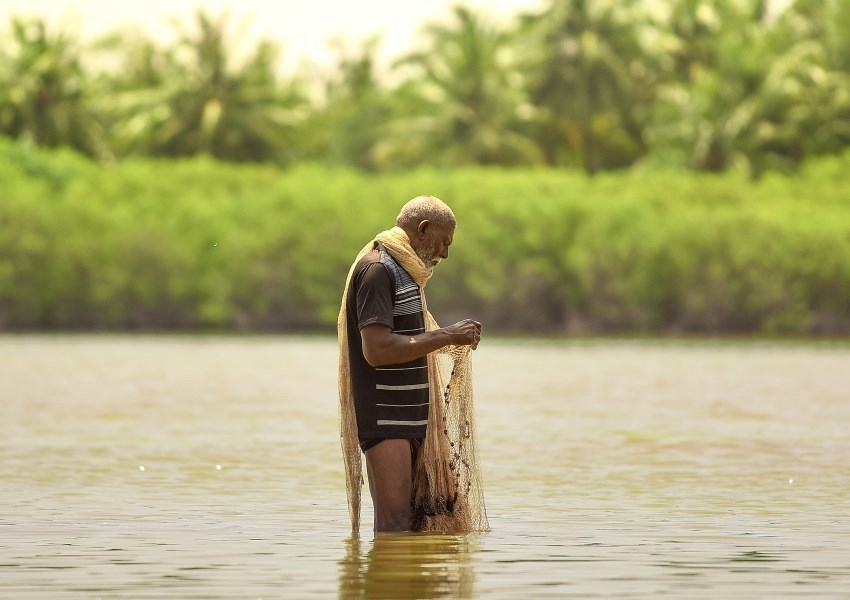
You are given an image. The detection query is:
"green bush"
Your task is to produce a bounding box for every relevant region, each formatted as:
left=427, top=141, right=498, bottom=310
left=1, top=138, right=849, bottom=334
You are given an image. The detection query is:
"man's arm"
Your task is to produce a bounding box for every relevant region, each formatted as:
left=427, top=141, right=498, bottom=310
left=361, top=319, right=481, bottom=367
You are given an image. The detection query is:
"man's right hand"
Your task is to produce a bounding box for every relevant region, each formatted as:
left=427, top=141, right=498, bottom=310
left=444, top=319, right=482, bottom=349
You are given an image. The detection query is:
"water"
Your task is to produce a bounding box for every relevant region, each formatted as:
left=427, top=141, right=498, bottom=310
left=1, top=335, right=848, bottom=598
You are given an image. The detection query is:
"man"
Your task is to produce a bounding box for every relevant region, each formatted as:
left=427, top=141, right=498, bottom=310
left=337, top=195, right=482, bottom=533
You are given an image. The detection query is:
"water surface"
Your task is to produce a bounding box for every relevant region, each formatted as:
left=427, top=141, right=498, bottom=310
left=1, top=335, right=848, bottom=598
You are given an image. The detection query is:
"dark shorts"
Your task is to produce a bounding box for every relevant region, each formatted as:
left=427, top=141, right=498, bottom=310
left=359, top=438, right=422, bottom=454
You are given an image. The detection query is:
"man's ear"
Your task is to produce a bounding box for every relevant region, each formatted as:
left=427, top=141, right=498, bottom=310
left=417, top=220, right=429, bottom=238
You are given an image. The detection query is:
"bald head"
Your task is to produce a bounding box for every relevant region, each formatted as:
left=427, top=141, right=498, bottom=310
left=396, top=195, right=456, bottom=270
left=396, top=195, right=456, bottom=230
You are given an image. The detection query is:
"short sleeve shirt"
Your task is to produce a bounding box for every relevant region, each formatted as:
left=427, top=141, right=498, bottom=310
left=345, top=245, right=429, bottom=439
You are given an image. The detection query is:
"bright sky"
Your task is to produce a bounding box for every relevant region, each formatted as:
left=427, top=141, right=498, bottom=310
left=2, top=0, right=546, bottom=73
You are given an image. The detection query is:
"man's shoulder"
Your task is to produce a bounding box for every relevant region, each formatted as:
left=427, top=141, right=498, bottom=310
left=354, top=247, right=385, bottom=274
left=375, top=249, right=414, bottom=290
left=352, top=248, right=393, bottom=289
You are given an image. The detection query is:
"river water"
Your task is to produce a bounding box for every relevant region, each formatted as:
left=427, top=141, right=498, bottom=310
left=1, top=335, right=848, bottom=598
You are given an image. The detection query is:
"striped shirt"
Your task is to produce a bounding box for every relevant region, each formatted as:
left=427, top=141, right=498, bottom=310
left=345, top=245, right=429, bottom=439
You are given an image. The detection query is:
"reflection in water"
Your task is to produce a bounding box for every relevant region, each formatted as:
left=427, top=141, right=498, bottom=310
left=339, top=534, right=478, bottom=599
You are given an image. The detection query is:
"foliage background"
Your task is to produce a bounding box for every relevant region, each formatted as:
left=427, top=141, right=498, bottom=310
left=3, top=138, right=849, bottom=334
left=1, top=0, right=849, bottom=334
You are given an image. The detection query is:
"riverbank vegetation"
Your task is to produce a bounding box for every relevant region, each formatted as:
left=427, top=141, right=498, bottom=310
left=3, top=139, right=849, bottom=334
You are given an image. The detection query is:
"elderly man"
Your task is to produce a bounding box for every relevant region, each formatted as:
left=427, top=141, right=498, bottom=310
left=337, top=195, right=482, bottom=533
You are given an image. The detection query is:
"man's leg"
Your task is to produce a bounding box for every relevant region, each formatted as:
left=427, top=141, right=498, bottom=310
left=364, top=439, right=413, bottom=533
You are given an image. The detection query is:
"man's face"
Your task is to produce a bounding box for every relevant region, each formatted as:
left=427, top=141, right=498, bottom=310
left=414, top=221, right=454, bottom=270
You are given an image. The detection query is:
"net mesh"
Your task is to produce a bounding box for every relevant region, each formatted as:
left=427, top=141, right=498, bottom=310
left=412, top=338, right=488, bottom=532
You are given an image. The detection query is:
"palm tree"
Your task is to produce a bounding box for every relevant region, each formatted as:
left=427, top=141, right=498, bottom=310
left=742, top=40, right=850, bottom=172
left=0, top=18, right=107, bottom=158
left=302, top=36, right=392, bottom=170
left=646, top=0, right=774, bottom=173
left=103, top=11, right=308, bottom=163
left=519, top=0, right=654, bottom=173
left=649, top=0, right=850, bottom=175
left=750, top=0, right=850, bottom=162
left=379, top=5, right=541, bottom=169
